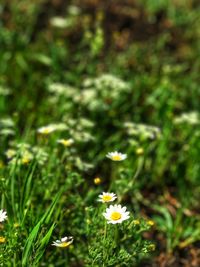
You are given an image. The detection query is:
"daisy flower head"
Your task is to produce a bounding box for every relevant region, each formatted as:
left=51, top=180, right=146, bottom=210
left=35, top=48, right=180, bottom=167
left=103, top=204, right=130, bottom=224
left=0, top=209, right=7, bottom=222
left=52, top=236, right=73, bottom=248
left=57, top=138, right=74, bottom=147
left=37, top=125, right=56, bottom=135
left=98, top=192, right=117, bottom=203
left=106, top=151, right=127, bottom=161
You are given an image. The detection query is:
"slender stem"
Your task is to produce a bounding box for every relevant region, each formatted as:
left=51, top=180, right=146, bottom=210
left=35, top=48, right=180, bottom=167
left=114, top=225, right=118, bottom=245
left=103, top=221, right=107, bottom=266
left=109, top=162, right=119, bottom=191
left=133, top=156, right=144, bottom=181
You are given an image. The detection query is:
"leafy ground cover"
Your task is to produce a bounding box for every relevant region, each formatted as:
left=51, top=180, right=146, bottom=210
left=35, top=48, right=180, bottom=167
left=1, top=0, right=200, bottom=266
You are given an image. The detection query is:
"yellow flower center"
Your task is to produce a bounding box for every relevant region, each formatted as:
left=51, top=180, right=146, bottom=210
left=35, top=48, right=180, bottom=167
left=62, top=140, right=72, bottom=146
left=112, top=155, right=121, bottom=161
left=102, top=195, right=112, bottom=202
left=22, top=157, right=31, bottom=164
left=59, top=241, right=71, bottom=248
left=110, top=211, right=122, bottom=221
left=42, top=129, right=50, bottom=134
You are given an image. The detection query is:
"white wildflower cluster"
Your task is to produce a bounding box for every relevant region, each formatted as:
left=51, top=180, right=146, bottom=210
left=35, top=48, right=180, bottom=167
left=124, top=122, right=161, bottom=140
left=47, top=83, right=77, bottom=98
left=68, top=156, right=94, bottom=171
left=36, top=119, right=95, bottom=170
left=0, top=85, right=11, bottom=96
left=0, top=118, right=15, bottom=136
left=50, top=5, right=80, bottom=29
left=83, top=74, right=129, bottom=91
left=47, top=83, right=78, bottom=112
left=5, top=143, right=48, bottom=166
left=68, top=5, right=80, bottom=16
left=50, top=17, right=69, bottom=28
left=62, top=117, right=95, bottom=143
left=173, top=111, right=199, bottom=125
left=32, top=147, right=49, bottom=165
left=46, top=74, right=130, bottom=112
left=79, top=74, right=131, bottom=111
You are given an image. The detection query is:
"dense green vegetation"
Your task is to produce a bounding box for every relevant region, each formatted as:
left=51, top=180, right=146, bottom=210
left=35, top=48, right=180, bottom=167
left=0, top=0, right=200, bottom=266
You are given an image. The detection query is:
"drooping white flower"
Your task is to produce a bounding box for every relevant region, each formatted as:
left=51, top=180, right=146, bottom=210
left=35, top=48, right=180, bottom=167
left=52, top=236, right=73, bottom=248
left=98, top=192, right=117, bottom=203
left=103, top=204, right=130, bottom=224
left=0, top=209, right=7, bottom=222
left=106, top=151, right=127, bottom=161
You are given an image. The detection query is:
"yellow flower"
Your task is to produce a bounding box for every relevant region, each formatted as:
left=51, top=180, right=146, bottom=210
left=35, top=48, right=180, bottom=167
left=5, top=149, right=16, bottom=159
left=94, top=177, right=102, bottom=185
left=133, top=219, right=140, bottom=225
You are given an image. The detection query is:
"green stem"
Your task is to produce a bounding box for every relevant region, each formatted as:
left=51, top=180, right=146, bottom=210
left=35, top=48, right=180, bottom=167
left=109, top=162, right=119, bottom=191
left=103, top=221, right=107, bottom=266
left=114, top=225, right=118, bottom=245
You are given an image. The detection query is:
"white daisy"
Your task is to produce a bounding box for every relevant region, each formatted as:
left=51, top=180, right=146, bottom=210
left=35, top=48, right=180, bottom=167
left=52, top=236, right=73, bottom=248
left=0, top=209, right=7, bottom=222
left=57, top=138, right=74, bottom=147
left=103, top=204, right=130, bottom=224
left=98, top=192, right=117, bottom=203
left=106, top=151, right=127, bottom=161
left=37, top=125, right=56, bottom=135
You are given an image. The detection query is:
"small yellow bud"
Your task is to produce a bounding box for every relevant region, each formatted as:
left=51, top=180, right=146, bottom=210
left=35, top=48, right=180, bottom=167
left=0, top=236, right=6, bottom=243
left=136, top=148, right=144, bottom=155
left=94, top=177, right=102, bottom=185
left=86, top=219, right=91, bottom=224
left=21, top=157, right=31, bottom=164
left=147, top=220, right=154, bottom=226
left=133, top=219, right=140, bottom=225
left=149, top=244, right=156, bottom=251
